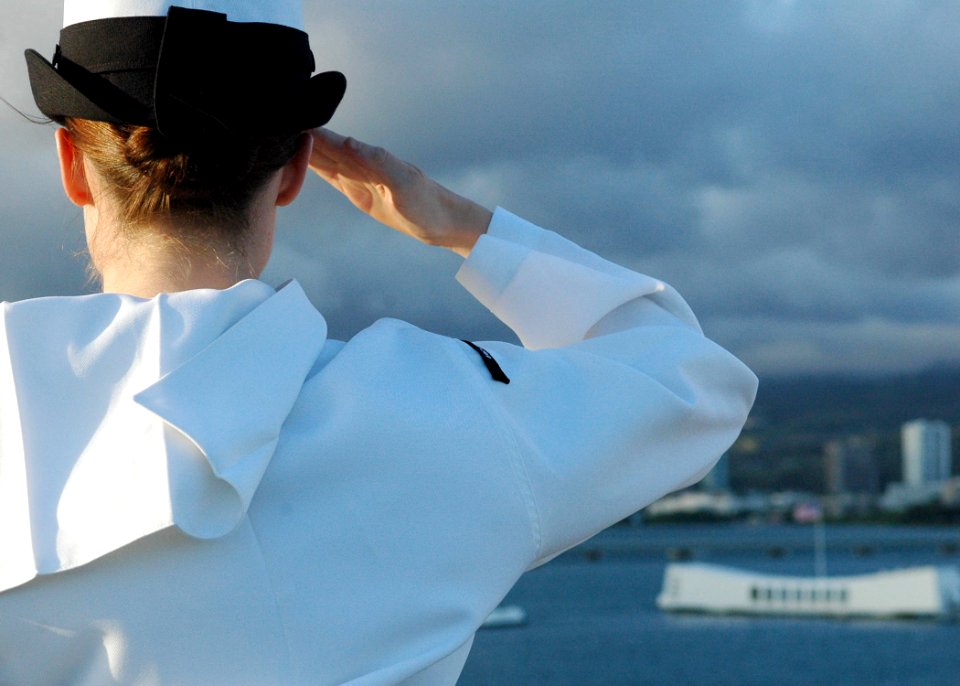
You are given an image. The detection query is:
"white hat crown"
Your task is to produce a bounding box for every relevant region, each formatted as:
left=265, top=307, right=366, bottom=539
left=64, top=0, right=304, bottom=31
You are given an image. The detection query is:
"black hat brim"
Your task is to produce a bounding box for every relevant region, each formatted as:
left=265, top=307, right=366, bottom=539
left=25, top=49, right=126, bottom=124
left=27, top=47, right=347, bottom=134
left=300, top=71, right=348, bottom=131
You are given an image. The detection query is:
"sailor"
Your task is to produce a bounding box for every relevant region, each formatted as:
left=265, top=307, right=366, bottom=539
left=0, top=1, right=757, bottom=683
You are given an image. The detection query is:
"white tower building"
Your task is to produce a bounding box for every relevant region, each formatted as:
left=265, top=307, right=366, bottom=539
left=902, top=419, right=952, bottom=486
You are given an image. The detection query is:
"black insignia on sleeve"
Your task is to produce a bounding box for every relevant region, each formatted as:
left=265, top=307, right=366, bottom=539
left=460, top=340, right=511, bottom=384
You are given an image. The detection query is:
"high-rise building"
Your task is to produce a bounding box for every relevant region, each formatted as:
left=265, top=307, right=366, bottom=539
left=824, top=436, right=879, bottom=494
left=902, top=419, right=952, bottom=486
left=701, top=453, right=730, bottom=492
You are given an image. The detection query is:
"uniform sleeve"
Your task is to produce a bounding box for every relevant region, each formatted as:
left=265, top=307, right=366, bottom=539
left=456, top=208, right=758, bottom=568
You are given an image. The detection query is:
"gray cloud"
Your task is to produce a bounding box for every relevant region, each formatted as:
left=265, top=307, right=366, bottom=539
left=1, top=0, right=958, bottom=376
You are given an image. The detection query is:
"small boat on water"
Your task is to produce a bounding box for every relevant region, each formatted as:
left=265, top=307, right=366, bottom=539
left=481, top=604, right=528, bottom=628
left=657, top=562, right=960, bottom=620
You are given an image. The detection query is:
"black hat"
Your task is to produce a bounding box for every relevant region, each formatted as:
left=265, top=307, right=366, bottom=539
left=25, top=1, right=346, bottom=143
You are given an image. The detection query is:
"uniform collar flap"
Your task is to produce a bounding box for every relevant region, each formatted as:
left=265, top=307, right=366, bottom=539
left=0, top=280, right=326, bottom=593
left=133, top=279, right=327, bottom=538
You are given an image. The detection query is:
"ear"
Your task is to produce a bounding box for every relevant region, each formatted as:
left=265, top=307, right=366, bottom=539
left=55, top=127, right=94, bottom=207
left=275, top=132, right=313, bottom=207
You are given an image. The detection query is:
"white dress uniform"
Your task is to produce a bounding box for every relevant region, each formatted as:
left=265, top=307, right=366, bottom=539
left=0, top=209, right=757, bottom=685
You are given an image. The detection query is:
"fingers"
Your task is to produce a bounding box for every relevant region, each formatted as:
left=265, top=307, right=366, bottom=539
left=311, top=127, right=347, bottom=147
left=310, top=129, right=358, bottom=173
left=312, top=128, right=382, bottom=161
left=309, top=129, right=404, bottom=184
left=310, top=129, right=374, bottom=169
left=308, top=128, right=354, bottom=176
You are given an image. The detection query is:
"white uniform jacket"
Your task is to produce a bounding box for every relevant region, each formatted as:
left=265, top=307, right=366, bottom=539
left=0, top=209, right=757, bottom=685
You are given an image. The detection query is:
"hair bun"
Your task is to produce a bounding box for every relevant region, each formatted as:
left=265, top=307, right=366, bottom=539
left=123, top=126, right=191, bottom=191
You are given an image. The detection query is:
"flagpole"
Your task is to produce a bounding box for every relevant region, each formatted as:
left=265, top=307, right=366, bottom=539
left=814, top=516, right=827, bottom=578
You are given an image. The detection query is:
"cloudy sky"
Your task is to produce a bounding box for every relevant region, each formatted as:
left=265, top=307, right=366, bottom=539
left=1, top=1, right=958, bottom=377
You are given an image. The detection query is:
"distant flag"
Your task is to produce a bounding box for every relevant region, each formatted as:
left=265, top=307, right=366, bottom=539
left=792, top=501, right=823, bottom=524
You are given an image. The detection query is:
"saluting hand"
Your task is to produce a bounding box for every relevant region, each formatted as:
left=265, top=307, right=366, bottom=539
left=308, top=129, right=492, bottom=257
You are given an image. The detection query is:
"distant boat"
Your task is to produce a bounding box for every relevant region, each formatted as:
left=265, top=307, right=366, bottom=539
left=656, top=562, right=960, bottom=620
left=481, top=604, right=528, bottom=628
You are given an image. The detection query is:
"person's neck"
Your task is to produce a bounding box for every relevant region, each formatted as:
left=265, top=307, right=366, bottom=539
left=93, top=229, right=261, bottom=298
left=99, top=252, right=256, bottom=298
left=87, top=209, right=274, bottom=299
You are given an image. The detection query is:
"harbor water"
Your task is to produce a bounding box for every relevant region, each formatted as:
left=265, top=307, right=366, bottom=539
left=459, top=524, right=960, bottom=685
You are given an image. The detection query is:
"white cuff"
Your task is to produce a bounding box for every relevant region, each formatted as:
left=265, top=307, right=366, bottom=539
left=456, top=208, right=679, bottom=349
